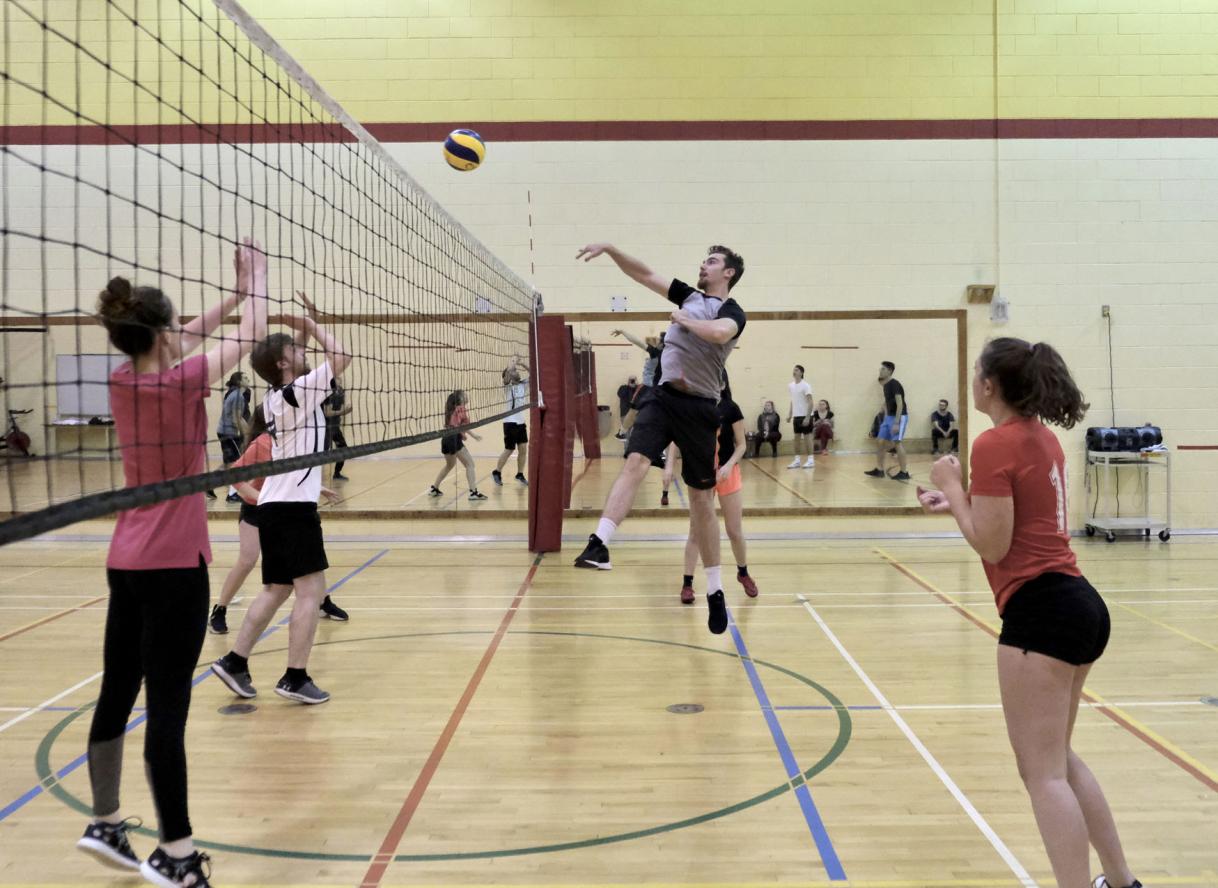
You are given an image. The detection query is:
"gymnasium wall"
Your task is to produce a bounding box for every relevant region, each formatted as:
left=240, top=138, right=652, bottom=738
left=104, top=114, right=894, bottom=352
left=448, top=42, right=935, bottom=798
left=3, top=0, right=1217, bottom=525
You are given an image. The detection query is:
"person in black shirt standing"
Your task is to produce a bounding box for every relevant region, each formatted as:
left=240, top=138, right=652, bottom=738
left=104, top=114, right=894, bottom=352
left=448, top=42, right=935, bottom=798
left=572, top=243, right=746, bottom=636
left=679, top=378, right=757, bottom=605
left=614, top=375, right=638, bottom=439
left=931, top=398, right=959, bottom=454
left=865, top=360, right=910, bottom=481
left=322, top=379, right=352, bottom=481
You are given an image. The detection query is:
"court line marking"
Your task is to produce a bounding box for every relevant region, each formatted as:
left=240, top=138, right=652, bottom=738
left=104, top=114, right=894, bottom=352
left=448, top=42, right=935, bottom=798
left=0, top=594, right=107, bottom=643
left=745, top=458, right=817, bottom=507
left=1107, top=600, right=1218, bottom=656
left=872, top=547, right=1218, bottom=794
left=773, top=700, right=1209, bottom=712
left=0, top=550, right=389, bottom=825
left=11, top=879, right=1218, bottom=888
left=726, top=606, right=846, bottom=881
left=358, top=554, right=543, bottom=888
left=795, top=593, right=1037, bottom=888
left=0, top=547, right=98, bottom=588
left=0, top=672, right=104, bottom=736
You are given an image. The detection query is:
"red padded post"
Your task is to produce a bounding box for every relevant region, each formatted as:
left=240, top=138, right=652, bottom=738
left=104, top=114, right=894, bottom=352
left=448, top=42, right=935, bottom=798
left=528, top=316, right=574, bottom=553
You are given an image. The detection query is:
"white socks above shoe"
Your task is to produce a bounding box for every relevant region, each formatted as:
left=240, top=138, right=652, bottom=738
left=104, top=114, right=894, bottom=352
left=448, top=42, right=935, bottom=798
left=595, top=518, right=618, bottom=546
left=704, top=565, right=722, bottom=595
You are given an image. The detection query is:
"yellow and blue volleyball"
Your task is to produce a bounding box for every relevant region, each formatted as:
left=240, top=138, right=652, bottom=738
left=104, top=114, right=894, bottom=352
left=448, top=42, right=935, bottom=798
left=443, top=129, right=485, bottom=171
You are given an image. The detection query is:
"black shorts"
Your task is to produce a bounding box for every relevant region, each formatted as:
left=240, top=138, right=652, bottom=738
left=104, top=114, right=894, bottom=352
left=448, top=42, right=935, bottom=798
left=502, top=422, right=528, bottom=450
left=441, top=433, right=464, bottom=456
left=238, top=501, right=260, bottom=528
left=793, top=416, right=813, bottom=434
left=629, top=385, right=652, bottom=409
left=999, top=572, right=1111, bottom=666
left=257, top=502, right=329, bottom=586
left=219, top=435, right=242, bottom=465
left=625, top=384, right=719, bottom=490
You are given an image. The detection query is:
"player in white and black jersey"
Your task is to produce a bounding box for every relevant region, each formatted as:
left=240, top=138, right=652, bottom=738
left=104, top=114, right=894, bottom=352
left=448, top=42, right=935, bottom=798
left=492, top=354, right=529, bottom=487
left=211, top=300, right=351, bottom=704
left=572, top=243, right=746, bottom=635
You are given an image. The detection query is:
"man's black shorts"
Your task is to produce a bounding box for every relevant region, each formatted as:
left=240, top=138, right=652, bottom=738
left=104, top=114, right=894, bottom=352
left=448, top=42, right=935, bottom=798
left=792, top=416, right=813, bottom=434
left=502, top=422, right=528, bottom=450
left=999, top=572, right=1110, bottom=666
left=258, top=502, right=329, bottom=586
left=625, top=384, right=719, bottom=490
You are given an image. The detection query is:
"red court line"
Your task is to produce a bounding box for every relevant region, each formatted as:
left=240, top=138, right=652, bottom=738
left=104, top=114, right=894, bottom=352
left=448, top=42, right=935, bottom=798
left=880, top=556, right=1218, bottom=794
left=358, top=555, right=542, bottom=888
left=0, top=595, right=106, bottom=644
left=1177, top=445, right=1218, bottom=451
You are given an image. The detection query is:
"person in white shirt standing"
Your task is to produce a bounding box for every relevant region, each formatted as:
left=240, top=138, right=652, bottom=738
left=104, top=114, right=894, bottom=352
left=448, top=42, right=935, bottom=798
left=211, top=295, right=351, bottom=705
left=786, top=364, right=815, bottom=469
left=492, top=354, right=529, bottom=486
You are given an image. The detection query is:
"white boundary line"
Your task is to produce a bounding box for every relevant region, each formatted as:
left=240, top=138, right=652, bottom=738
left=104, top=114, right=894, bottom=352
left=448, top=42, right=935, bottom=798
left=0, top=671, right=103, bottom=735
left=796, top=592, right=1038, bottom=888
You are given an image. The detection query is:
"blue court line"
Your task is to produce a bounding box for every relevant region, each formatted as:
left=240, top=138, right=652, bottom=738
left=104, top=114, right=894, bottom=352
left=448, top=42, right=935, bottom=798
left=0, top=549, right=388, bottom=825
left=726, top=608, right=847, bottom=881
left=673, top=475, right=687, bottom=508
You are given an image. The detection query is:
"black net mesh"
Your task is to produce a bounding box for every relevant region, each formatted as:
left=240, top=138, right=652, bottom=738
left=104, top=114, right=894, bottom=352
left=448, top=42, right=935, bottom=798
left=0, top=0, right=536, bottom=545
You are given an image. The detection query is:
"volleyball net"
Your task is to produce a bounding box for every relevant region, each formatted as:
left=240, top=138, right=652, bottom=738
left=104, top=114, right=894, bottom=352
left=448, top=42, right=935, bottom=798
left=0, top=0, right=537, bottom=544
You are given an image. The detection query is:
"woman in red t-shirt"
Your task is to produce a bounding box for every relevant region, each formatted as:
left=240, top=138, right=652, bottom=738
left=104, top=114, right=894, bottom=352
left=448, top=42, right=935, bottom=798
left=918, top=338, right=1140, bottom=888
left=429, top=389, right=488, bottom=500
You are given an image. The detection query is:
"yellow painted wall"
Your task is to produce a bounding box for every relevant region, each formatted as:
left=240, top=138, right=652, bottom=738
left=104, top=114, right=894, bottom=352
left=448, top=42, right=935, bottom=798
left=9, top=1, right=1218, bottom=126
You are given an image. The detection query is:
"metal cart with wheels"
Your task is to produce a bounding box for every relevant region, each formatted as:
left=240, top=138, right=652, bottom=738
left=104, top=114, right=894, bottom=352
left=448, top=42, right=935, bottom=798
left=1083, top=450, right=1171, bottom=543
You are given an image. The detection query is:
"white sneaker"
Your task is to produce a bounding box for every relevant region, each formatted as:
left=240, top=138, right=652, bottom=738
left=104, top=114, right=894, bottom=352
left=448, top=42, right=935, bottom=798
left=787, top=458, right=801, bottom=469
left=803, top=457, right=816, bottom=468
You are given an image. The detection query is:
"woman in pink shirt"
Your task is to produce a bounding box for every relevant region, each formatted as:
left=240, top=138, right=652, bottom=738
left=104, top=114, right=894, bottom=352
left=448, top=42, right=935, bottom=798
left=76, top=240, right=267, bottom=888
left=429, top=389, right=488, bottom=500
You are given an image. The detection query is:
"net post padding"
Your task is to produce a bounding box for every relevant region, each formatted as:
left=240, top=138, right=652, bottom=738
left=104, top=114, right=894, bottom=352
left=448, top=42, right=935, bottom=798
left=527, top=316, right=573, bottom=553
left=573, top=346, right=601, bottom=460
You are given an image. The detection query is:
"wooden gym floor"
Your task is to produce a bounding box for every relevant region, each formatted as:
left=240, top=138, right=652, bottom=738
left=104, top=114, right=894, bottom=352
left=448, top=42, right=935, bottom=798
left=0, top=511, right=1215, bottom=887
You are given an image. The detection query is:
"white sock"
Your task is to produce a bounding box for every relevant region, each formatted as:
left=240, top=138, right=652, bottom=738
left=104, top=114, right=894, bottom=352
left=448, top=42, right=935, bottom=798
left=704, top=565, right=722, bottom=594
left=227, top=485, right=236, bottom=495
left=595, top=518, right=618, bottom=545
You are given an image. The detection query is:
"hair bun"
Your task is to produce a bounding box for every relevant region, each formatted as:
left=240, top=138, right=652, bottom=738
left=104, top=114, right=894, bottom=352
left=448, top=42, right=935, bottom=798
left=98, top=276, right=135, bottom=318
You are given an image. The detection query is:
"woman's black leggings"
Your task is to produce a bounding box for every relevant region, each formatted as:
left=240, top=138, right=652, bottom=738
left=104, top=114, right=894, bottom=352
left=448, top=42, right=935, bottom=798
left=87, top=560, right=209, bottom=842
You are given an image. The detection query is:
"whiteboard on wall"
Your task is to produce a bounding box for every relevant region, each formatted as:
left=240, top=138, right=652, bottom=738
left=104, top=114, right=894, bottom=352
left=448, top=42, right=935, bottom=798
left=56, top=354, right=126, bottom=417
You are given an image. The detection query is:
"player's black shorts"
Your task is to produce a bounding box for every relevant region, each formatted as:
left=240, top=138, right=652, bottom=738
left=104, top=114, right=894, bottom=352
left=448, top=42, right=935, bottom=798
left=999, top=572, right=1110, bottom=666
left=792, top=416, right=813, bottom=434
left=625, top=384, right=719, bottom=490
left=219, top=435, right=242, bottom=465
left=257, top=502, right=329, bottom=586
left=440, top=433, right=464, bottom=456
left=502, top=422, right=528, bottom=450
left=238, top=501, right=259, bottom=528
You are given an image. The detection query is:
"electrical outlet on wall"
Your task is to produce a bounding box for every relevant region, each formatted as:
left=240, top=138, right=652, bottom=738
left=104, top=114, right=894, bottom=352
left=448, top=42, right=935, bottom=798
left=1101, top=305, right=1110, bottom=317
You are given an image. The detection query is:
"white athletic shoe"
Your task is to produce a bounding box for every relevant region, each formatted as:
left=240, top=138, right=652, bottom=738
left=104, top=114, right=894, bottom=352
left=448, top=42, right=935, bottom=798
left=787, top=458, right=801, bottom=469
left=803, top=456, right=816, bottom=468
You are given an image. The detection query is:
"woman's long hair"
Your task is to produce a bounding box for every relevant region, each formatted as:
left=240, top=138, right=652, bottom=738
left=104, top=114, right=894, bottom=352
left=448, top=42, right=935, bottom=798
left=978, top=337, right=1088, bottom=429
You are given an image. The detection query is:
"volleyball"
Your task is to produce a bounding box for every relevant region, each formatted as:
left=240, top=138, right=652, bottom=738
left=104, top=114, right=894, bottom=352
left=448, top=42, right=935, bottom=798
left=443, top=128, right=485, bottom=171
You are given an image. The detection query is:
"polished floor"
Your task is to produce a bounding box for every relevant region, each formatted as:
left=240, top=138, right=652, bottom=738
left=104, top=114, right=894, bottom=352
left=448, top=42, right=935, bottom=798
left=0, top=515, right=1214, bottom=887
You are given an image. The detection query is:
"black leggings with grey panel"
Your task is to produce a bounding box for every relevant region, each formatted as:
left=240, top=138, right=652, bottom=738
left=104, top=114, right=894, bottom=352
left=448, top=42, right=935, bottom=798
left=87, top=560, right=209, bottom=842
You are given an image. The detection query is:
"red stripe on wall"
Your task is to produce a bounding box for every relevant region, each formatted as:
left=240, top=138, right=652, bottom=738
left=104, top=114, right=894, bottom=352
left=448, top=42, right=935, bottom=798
left=7, top=118, right=1218, bottom=146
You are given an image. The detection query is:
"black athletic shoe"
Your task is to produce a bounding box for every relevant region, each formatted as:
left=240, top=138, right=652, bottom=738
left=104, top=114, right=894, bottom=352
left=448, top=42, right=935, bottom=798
left=1092, top=878, right=1142, bottom=888
left=428, top=485, right=443, bottom=497
left=574, top=534, right=611, bottom=570
left=210, top=654, right=256, bottom=699
left=706, top=590, right=728, bottom=635
left=660, top=491, right=669, bottom=506
left=319, top=595, right=349, bottom=621
left=140, top=848, right=212, bottom=888
left=515, top=473, right=528, bottom=486
left=76, top=817, right=141, bottom=871
left=614, top=431, right=626, bottom=439
left=892, top=471, right=911, bottom=481
left=274, top=674, right=330, bottom=704
left=207, top=604, right=228, bottom=635
left=225, top=492, right=241, bottom=503
left=205, top=490, right=217, bottom=500
left=491, top=469, right=503, bottom=485
left=469, top=489, right=488, bottom=500
left=863, top=468, right=885, bottom=478
left=333, top=472, right=348, bottom=481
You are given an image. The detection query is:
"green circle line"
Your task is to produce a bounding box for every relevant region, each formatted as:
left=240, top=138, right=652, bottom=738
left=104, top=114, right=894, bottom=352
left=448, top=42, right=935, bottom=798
left=35, top=628, right=852, bottom=862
